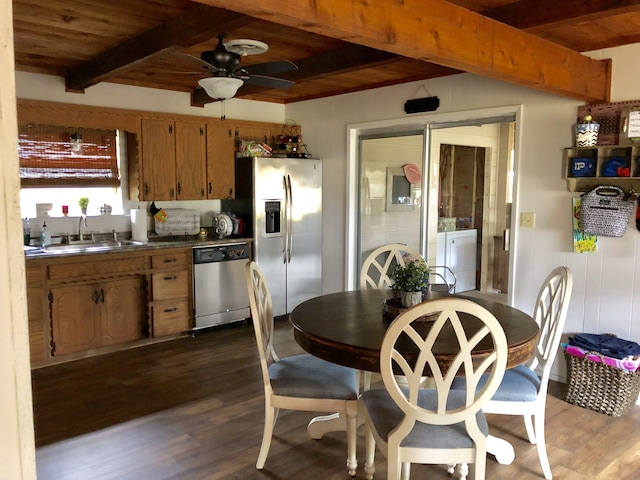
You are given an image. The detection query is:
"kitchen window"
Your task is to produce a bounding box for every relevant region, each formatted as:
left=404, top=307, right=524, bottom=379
left=18, top=126, right=126, bottom=217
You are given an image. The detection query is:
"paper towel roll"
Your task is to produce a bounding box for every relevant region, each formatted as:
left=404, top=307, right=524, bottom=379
left=130, top=209, right=148, bottom=242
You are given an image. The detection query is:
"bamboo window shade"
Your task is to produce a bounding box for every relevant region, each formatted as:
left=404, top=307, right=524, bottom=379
left=18, top=124, right=120, bottom=187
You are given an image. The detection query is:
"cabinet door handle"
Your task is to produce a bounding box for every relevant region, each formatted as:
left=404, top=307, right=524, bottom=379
left=177, top=183, right=182, bottom=195
left=93, top=290, right=100, bottom=304
left=163, top=307, right=178, bottom=313
left=200, top=188, right=205, bottom=198
left=164, top=275, right=177, bottom=281
left=208, top=182, right=212, bottom=194
left=170, top=188, right=175, bottom=199
left=163, top=258, right=177, bottom=263
left=99, top=288, right=105, bottom=304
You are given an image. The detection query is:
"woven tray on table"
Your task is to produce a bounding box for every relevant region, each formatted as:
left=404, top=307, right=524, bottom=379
left=564, top=351, right=640, bottom=417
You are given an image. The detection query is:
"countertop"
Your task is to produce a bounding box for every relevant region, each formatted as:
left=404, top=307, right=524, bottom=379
left=24, top=235, right=253, bottom=259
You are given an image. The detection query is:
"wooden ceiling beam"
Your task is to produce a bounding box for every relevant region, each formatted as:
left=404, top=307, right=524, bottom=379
left=482, top=0, right=640, bottom=33
left=65, top=4, right=254, bottom=92
left=193, top=0, right=611, bottom=102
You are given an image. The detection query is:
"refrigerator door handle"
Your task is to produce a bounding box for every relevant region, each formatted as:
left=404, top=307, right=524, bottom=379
left=286, top=174, right=293, bottom=263
left=282, top=174, right=288, bottom=263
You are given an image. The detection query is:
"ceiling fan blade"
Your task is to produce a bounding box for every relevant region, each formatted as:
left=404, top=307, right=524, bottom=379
left=244, top=60, right=297, bottom=77
left=245, top=75, right=295, bottom=90
left=171, top=51, right=219, bottom=73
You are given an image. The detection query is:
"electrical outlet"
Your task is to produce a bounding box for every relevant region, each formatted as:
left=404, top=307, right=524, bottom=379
left=520, top=212, right=536, bottom=228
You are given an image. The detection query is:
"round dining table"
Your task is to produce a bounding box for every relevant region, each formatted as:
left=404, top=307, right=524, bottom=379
left=290, top=289, right=539, bottom=373
left=289, top=288, right=540, bottom=467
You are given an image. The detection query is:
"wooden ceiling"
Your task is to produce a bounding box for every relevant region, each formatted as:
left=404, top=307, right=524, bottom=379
left=12, top=0, right=640, bottom=106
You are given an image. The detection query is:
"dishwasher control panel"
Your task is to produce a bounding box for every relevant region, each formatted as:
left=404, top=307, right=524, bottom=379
left=193, top=243, right=250, bottom=264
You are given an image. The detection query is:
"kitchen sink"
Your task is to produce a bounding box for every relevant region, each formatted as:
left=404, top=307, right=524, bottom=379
left=42, top=240, right=140, bottom=254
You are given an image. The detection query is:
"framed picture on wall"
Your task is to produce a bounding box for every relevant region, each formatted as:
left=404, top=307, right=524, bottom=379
left=385, top=167, right=420, bottom=212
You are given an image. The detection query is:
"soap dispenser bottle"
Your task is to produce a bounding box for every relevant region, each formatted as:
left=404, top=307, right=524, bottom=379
left=40, top=222, right=51, bottom=247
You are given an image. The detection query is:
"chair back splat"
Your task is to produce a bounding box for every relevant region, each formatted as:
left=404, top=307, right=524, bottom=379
left=360, top=243, right=424, bottom=290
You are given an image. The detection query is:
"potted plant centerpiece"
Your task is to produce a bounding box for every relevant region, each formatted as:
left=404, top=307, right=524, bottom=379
left=390, top=259, right=430, bottom=308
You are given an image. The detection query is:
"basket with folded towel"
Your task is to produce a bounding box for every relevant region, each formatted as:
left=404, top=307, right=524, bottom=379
left=563, top=334, right=640, bottom=417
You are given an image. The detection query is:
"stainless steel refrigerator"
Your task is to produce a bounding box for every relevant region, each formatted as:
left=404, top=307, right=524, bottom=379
left=222, top=156, right=322, bottom=317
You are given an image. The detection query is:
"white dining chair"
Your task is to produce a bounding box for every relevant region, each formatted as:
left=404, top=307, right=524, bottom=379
left=452, top=266, right=573, bottom=479
left=359, top=243, right=426, bottom=390
left=361, top=297, right=508, bottom=480
left=244, top=261, right=359, bottom=476
left=360, top=243, right=425, bottom=290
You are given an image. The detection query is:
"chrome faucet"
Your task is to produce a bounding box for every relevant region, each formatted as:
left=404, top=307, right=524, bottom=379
left=78, top=215, right=87, bottom=241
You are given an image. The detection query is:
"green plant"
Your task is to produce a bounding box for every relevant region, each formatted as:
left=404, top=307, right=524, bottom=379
left=78, top=197, right=89, bottom=209
left=390, top=260, right=429, bottom=292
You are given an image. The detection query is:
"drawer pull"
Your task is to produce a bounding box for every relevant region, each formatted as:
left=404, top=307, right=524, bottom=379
left=164, top=275, right=178, bottom=281
left=163, top=307, right=178, bottom=313
left=163, top=258, right=177, bottom=263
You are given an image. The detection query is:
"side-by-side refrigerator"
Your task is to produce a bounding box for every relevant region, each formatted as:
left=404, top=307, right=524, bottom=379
left=222, top=156, right=322, bottom=317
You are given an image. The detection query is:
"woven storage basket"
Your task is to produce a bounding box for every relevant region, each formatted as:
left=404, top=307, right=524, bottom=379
left=564, top=351, right=640, bottom=417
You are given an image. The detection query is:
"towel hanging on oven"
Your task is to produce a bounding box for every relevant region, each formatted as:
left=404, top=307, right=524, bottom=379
left=580, top=186, right=634, bottom=237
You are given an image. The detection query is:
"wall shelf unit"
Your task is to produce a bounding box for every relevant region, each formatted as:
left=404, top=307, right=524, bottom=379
left=564, top=145, right=640, bottom=193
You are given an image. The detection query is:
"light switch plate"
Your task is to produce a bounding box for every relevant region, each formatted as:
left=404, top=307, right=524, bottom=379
left=520, top=212, right=536, bottom=228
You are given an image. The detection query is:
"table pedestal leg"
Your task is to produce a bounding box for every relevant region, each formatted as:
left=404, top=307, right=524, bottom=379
left=307, top=412, right=344, bottom=439
left=487, top=434, right=515, bottom=464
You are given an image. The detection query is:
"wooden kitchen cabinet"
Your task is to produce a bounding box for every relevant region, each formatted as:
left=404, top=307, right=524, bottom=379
left=136, top=119, right=207, bottom=201
left=206, top=124, right=236, bottom=199
left=50, top=276, right=146, bottom=356
left=26, top=263, right=47, bottom=363
left=150, top=249, right=193, bottom=336
left=175, top=120, right=207, bottom=200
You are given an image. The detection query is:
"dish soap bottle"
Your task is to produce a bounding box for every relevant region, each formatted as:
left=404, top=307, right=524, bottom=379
left=40, top=222, right=51, bottom=247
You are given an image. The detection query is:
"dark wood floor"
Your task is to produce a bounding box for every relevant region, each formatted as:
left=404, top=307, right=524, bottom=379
left=32, top=320, right=640, bottom=479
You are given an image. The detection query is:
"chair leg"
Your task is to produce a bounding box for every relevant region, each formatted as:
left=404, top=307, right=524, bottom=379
left=346, top=408, right=358, bottom=476
left=534, top=412, right=553, bottom=479
left=400, top=462, right=410, bottom=480
left=523, top=414, right=537, bottom=444
left=364, top=422, right=376, bottom=480
left=256, top=404, right=277, bottom=469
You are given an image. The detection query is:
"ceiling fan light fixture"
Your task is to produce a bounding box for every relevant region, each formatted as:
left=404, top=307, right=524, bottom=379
left=198, top=77, right=244, bottom=100
left=224, top=39, right=269, bottom=56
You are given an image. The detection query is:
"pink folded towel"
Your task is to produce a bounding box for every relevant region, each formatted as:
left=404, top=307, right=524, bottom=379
left=564, top=344, right=640, bottom=372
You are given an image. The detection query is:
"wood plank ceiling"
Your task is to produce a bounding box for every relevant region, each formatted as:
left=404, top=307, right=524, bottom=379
left=12, top=0, right=640, bottom=106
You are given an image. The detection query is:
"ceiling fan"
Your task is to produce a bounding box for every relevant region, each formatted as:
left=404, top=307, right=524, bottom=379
left=179, top=35, right=298, bottom=100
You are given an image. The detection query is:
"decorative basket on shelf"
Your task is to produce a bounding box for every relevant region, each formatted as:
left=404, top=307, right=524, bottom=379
left=564, top=350, right=640, bottom=417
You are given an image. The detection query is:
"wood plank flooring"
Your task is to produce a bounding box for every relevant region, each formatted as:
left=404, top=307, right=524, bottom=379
left=32, top=320, right=640, bottom=479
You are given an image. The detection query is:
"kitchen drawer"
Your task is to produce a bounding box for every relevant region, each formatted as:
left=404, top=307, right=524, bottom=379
left=49, top=256, right=147, bottom=282
left=152, top=269, right=189, bottom=299
left=153, top=299, right=191, bottom=336
left=151, top=250, right=191, bottom=269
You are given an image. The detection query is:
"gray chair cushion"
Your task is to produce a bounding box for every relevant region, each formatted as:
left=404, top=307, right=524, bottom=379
left=450, top=365, right=541, bottom=402
left=361, top=388, right=488, bottom=448
left=269, top=354, right=359, bottom=400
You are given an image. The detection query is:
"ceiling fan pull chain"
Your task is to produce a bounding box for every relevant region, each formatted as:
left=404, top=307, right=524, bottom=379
left=220, top=100, right=226, bottom=121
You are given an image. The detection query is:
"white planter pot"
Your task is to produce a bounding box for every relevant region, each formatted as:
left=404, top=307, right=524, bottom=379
left=400, top=290, right=423, bottom=308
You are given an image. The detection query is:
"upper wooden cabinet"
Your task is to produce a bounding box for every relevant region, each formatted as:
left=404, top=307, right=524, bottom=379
left=136, top=119, right=206, bottom=201
left=206, top=124, right=236, bottom=200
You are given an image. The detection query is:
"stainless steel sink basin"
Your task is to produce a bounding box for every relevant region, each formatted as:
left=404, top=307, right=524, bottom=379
left=43, top=241, right=128, bottom=254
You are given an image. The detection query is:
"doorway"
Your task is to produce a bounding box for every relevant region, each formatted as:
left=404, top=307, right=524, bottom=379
left=350, top=114, right=515, bottom=297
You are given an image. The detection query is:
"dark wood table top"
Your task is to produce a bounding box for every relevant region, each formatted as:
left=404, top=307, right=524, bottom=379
left=290, top=289, right=539, bottom=373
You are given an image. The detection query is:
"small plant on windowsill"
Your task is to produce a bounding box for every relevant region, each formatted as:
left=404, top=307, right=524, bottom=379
left=390, top=259, right=430, bottom=308
left=78, top=197, right=89, bottom=215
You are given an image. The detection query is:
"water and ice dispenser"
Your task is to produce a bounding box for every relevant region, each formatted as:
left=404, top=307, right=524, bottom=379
left=264, top=201, right=281, bottom=234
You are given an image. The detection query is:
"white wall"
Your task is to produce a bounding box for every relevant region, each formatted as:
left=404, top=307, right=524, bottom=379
left=286, top=43, right=640, bottom=381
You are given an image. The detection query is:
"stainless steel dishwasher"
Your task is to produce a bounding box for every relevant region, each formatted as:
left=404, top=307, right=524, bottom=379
left=193, top=243, right=251, bottom=329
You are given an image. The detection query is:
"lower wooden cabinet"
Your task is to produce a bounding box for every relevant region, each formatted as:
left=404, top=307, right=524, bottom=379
left=150, top=249, right=192, bottom=336
left=26, top=246, right=195, bottom=366
left=50, top=276, right=146, bottom=356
